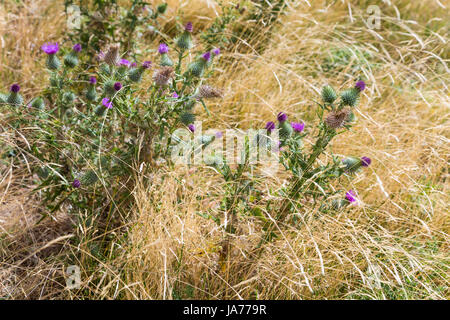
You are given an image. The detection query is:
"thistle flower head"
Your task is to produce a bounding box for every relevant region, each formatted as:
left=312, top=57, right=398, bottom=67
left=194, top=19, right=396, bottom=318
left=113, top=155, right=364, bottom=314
left=291, top=122, right=305, bottom=133
left=197, top=85, right=223, bottom=99
left=142, top=61, right=152, bottom=69
left=131, top=62, right=137, bottom=67
left=10, top=84, right=20, bottom=93
left=361, top=156, right=371, bottom=167
left=277, top=112, right=287, bottom=122
left=341, top=88, right=359, bottom=107
left=185, top=22, right=193, bottom=32
left=72, top=179, right=81, bottom=188
left=153, top=66, right=174, bottom=86
left=345, top=190, right=357, bottom=203
left=73, top=43, right=82, bottom=52
left=119, top=59, right=130, bottom=67
left=325, top=108, right=350, bottom=129
left=212, top=48, right=220, bottom=56
left=265, top=121, right=276, bottom=132
left=355, top=80, right=366, bottom=92
left=102, top=97, right=112, bottom=109
left=172, top=92, right=179, bottom=98
left=114, top=82, right=122, bottom=91
left=158, top=43, right=169, bottom=54
left=202, top=51, right=211, bottom=62
left=188, top=124, right=195, bottom=132
left=41, top=42, right=59, bottom=55
left=89, top=76, right=97, bottom=84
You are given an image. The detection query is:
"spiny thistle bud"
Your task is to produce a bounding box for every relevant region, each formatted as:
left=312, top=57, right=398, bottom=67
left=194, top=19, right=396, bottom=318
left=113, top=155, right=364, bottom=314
left=176, top=23, right=194, bottom=50
left=321, top=85, right=337, bottom=104
left=153, top=66, right=174, bottom=86
left=325, top=108, right=350, bottom=129
left=103, top=80, right=116, bottom=96
left=41, top=42, right=60, bottom=70
left=80, top=170, right=98, bottom=186
left=279, top=118, right=293, bottom=140
left=196, top=85, right=223, bottom=99
left=180, top=111, right=196, bottom=125
left=103, top=44, right=120, bottom=66
left=7, top=84, right=23, bottom=106
left=64, top=43, right=81, bottom=68
left=157, top=2, right=168, bottom=14
left=128, top=61, right=151, bottom=82
left=342, top=156, right=363, bottom=173
left=30, top=97, right=45, bottom=109
left=340, top=88, right=360, bottom=107
left=62, top=91, right=76, bottom=104
left=188, top=53, right=210, bottom=78
left=188, top=124, right=195, bottom=132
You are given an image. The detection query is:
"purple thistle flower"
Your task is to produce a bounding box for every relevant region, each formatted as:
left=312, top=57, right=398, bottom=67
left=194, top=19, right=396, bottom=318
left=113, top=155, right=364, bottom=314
left=142, top=61, right=151, bottom=69
left=89, top=76, right=97, bottom=84
left=361, top=156, right=371, bottom=167
left=185, top=22, right=193, bottom=32
left=188, top=124, right=195, bottom=132
left=73, top=43, right=82, bottom=52
left=277, top=112, right=287, bottom=122
left=102, top=97, right=112, bottom=109
left=10, top=84, right=20, bottom=93
left=114, top=82, right=122, bottom=91
left=41, top=42, right=59, bottom=55
left=119, top=59, right=130, bottom=67
left=202, top=51, right=211, bottom=62
left=212, top=48, right=220, bottom=56
left=72, top=179, right=81, bottom=188
left=265, top=121, right=276, bottom=132
left=158, top=43, right=169, bottom=54
left=345, top=190, right=357, bottom=203
left=291, top=122, right=305, bottom=133
left=355, top=80, right=366, bottom=92
left=131, top=62, right=137, bottom=67
left=215, top=131, right=223, bottom=138
left=172, top=92, right=179, bottom=98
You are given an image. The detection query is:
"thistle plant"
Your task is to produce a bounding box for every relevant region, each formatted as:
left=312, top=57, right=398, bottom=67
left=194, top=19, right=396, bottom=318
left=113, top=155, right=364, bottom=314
left=2, top=22, right=223, bottom=230
left=258, top=80, right=371, bottom=245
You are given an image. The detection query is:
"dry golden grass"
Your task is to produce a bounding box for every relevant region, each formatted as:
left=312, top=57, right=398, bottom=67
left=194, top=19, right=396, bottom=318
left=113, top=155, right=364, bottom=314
left=0, top=0, right=448, bottom=299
